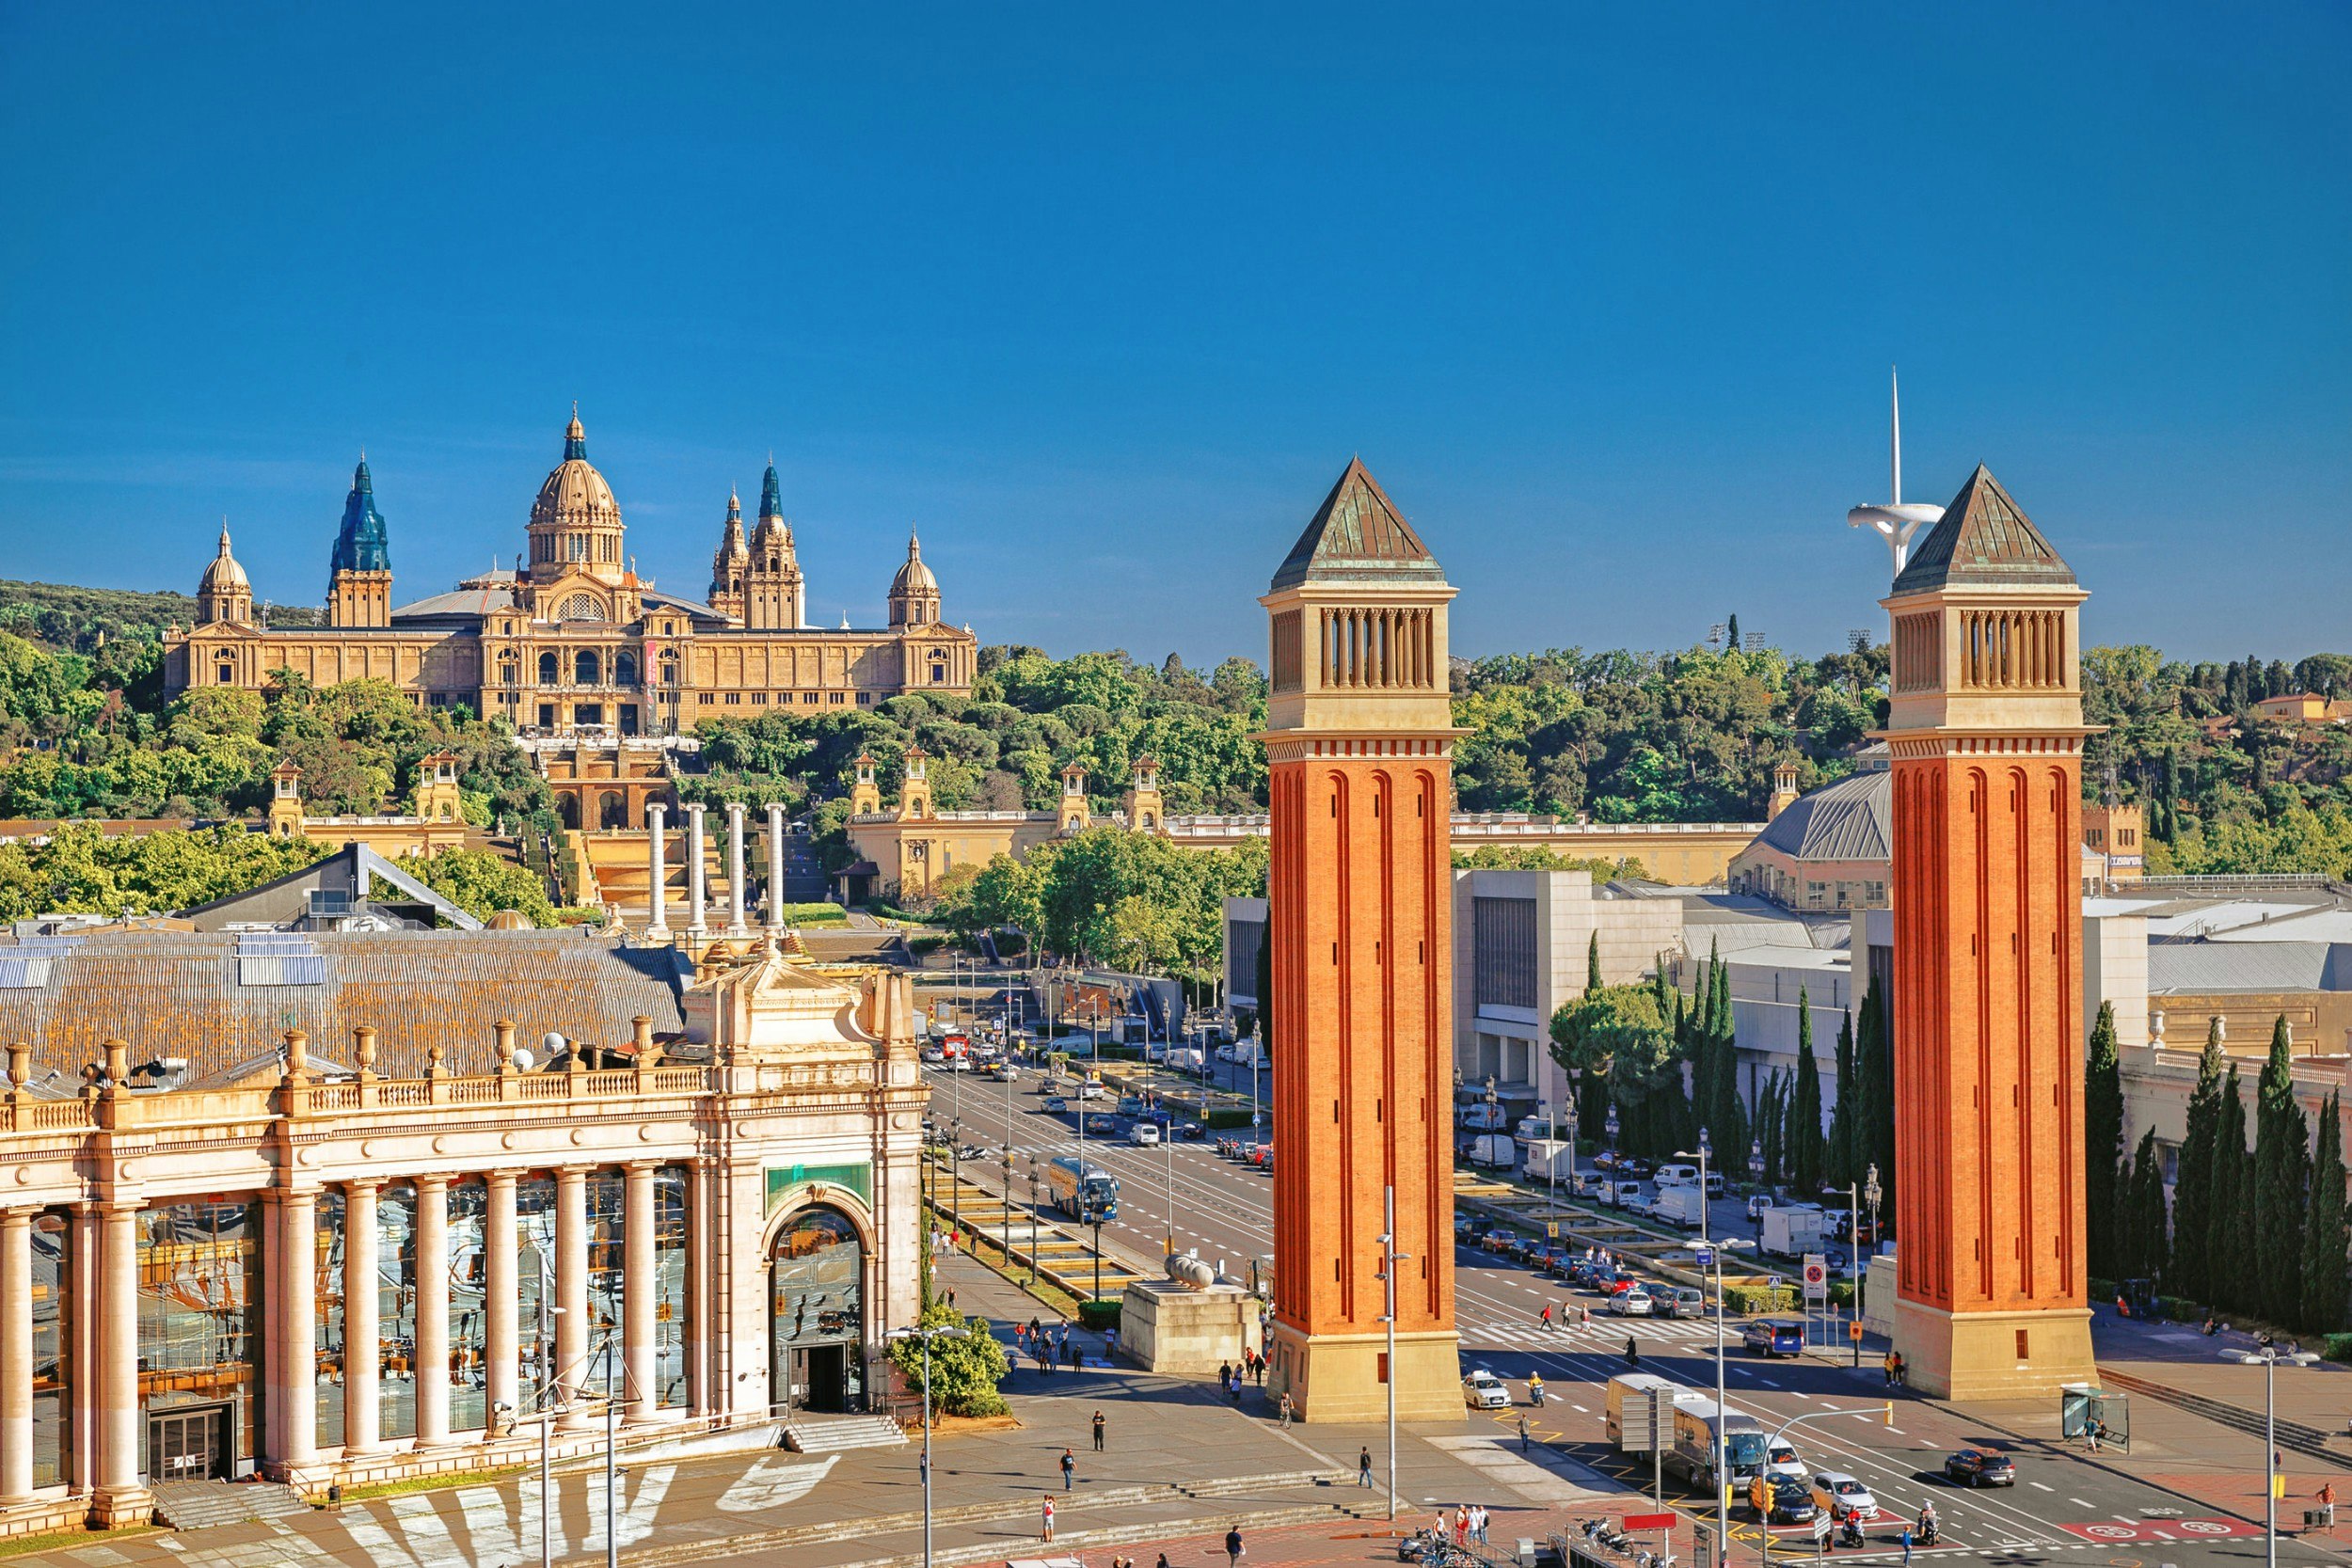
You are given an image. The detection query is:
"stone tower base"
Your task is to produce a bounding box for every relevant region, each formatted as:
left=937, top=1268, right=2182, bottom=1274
left=1892, top=1297, right=2096, bottom=1402
left=1265, top=1320, right=1462, bottom=1423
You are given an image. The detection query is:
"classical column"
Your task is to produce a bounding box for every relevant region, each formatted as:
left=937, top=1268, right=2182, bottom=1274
left=96, top=1201, right=143, bottom=1502
left=1, top=1210, right=32, bottom=1501
left=644, top=801, right=672, bottom=941
left=764, top=802, right=787, bottom=931
left=555, top=1167, right=590, bottom=1429
left=623, top=1164, right=657, bottom=1423
left=278, top=1191, right=318, bottom=1474
left=343, top=1181, right=380, bottom=1453
left=413, top=1177, right=450, bottom=1447
left=484, top=1171, right=518, bottom=1433
left=685, top=803, right=708, bottom=938
left=724, top=800, right=749, bottom=935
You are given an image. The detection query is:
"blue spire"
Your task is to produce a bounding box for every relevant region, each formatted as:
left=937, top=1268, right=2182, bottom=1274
left=759, top=459, right=784, bottom=521
left=564, top=403, right=587, bottom=461
left=332, top=454, right=390, bottom=577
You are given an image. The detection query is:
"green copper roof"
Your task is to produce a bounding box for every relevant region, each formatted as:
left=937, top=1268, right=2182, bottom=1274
left=330, top=456, right=390, bottom=578
left=1890, top=465, right=2074, bottom=594
left=759, top=462, right=784, bottom=521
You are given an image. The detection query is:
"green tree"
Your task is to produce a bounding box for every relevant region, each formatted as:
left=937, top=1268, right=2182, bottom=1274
left=2084, top=1001, right=2124, bottom=1277
left=1854, top=976, right=1894, bottom=1237
left=0, top=823, right=330, bottom=920
left=2304, top=1092, right=2349, bottom=1334
left=1788, top=988, right=1824, bottom=1192
left=1550, top=982, right=1676, bottom=1157
left=2127, top=1128, right=2169, bottom=1285
left=2255, top=1017, right=2312, bottom=1325
left=883, top=1302, right=1011, bottom=1418
left=2169, top=1019, right=2228, bottom=1303
left=1757, top=1070, right=1788, bottom=1187
left=410, top=846, right=560, bottom=927
left=1825, top=1008, right=1856, bottom=1190
left=2209, top=1066, right=2252, bottom=1316
left=1587, top=929, right=1602, bottom=992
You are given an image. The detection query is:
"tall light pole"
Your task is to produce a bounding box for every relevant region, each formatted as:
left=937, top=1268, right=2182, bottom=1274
left=948, top=1116, right=963, bottom=1234
left=1846, top=1176, right=1865, bottom=1368
left=536, top=1251, right=563, bottom=1568
left=1001, top=1148, right=1016, bottom=1268
left=1680, top=1210, right=1752, bottom=1568
left=891, top=1322, right=974, bottom=1568
left=1375, top=1187, right=1407, bottom=1521
left=1862, top=1163, right=1883, bottom=1360
left=602, top=1339, right=619, bottom=1568
left=2231, top=1346, right=2283, bottom=1568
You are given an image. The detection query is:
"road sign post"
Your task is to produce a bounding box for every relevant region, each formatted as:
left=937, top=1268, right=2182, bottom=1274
left=1801, top=1254, right=1828, bottom=1347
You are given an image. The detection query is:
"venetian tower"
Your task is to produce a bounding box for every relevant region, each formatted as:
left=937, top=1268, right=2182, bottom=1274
left=1881, top=465, right=2098, bottom=1400
left=1258, top=458, right=1460, bottom=1421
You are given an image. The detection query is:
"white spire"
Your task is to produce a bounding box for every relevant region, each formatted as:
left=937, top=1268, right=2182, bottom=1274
left=1847, top=367, right=1942, bottom=580
left=1890, top=365, right=1902, bottom=505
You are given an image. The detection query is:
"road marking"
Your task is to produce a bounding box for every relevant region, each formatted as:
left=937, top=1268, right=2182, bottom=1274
left=1571, top=1403, right=1590, bottom=1413
left=2073, top=1499, right=2096, bottom=1510
left=2028, top=1482, right=2053, bottom=1493
left=1885, top=1426, right=1903, bottom=1434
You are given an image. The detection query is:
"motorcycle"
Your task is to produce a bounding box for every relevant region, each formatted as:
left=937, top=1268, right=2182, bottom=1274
left=1916, top=1518, right=1940, bottom=1548
left=1836, top=1518, right=1866, bottom=1550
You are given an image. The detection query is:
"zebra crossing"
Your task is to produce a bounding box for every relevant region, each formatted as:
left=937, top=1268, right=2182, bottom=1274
left=1461, top=1315, right=1732, bottom=1347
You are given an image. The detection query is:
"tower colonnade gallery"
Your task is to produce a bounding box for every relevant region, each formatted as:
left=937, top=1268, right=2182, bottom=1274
left=164, top=410, right=976, bottom=731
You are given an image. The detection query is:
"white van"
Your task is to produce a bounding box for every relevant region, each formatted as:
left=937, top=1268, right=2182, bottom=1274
left=1129, top=1121, right=1162, bottom=1147
left=1654, top=1164, right=1699, bottom=1189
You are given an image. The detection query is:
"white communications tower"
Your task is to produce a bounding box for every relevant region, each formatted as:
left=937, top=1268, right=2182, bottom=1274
left=1847, top=369, right=1945, bottom=578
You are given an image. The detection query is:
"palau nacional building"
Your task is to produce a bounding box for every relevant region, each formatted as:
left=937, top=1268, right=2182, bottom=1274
left=163, top=408, right=977, bottom=738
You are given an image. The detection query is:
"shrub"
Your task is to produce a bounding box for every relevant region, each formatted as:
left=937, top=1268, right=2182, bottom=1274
left=885, top=1303, right=1010, bottom=1418
left=1203, top=1106, right=1257, bottom=1130
left=1724, top=1283, right=1797, bottom=1315
left=1077, top=1299, right=1122, bottom=1332
left=2325, top=1333, right=2352, bottom=1364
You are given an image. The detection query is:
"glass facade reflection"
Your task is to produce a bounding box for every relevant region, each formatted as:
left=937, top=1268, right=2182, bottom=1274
left=30, top=1211, right=69, bottom=1489
left=516, top=1174, right=555, bottom=1419
left=313, top=1189, right=346, bottom=1450
left=378, top=1182, right=417, bottom=1442
left=654, top=1165, right=688, bottom=1408
left=449, top=1177, right=488, bottom=1433
left=584, top=1170, right=625, bottom=1399
left=771, top=1207, right=864, bottom=1414
left=137, top=1198, right=264, bottom=1473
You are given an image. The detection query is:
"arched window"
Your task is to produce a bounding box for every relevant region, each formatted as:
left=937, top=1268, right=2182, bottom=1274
left=575, top=650, right=600, bottom=686
left=556, top=594, right=605, bottom=623
left=770, top=1206, right=866, bottom=1413
left=538, top=651, right=559, bottom=685
left=215, top=655, right=236, bottom=684
left=614, top=651, right=639, bottom=686
left=660, top=655, right=679, bottom=687
left=498, top=654, right=518, bottom=687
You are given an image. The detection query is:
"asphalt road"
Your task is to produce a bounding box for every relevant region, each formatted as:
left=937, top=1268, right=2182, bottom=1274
left=925, top=1062, right=2343, bottom=1568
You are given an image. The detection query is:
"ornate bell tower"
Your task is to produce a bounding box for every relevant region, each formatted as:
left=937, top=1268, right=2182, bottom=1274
left=1259, top=458, right=1460, bottom=1422
left=1881, top=465, right=2099, bottom=1399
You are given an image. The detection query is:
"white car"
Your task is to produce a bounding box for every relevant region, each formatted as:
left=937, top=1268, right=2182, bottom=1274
left=1075, top=1082, right=1107, bottom=1101
left=989, top=1063, right=1021, bottom=1083
left=1129, top=1122, right=1162, bottom=1147
left=1811, top=1473, right=1877, bottom=1522
left=1462, top=1370, right=1512, bottom=1410
left=1766, top=1441, right=1807, bottom=1485
left=1610, top=1287, right=1653, bottom=1317
left=918, top=1046, right=947, bottom=1065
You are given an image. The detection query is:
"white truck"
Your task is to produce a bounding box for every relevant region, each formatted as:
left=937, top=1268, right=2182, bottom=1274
left=1758, top=1203, right=1828, bottom=1259
left=1604, top=1372, right=1687, bottom=1451
left=1521, top=1138, right=1578, bottom=1182
left=1651, top=1184, right=1709, bottom=1229
left=1464, top=1133, right=1517, bottom=1170
left=1163, top=1046, right=1207, bottom=1073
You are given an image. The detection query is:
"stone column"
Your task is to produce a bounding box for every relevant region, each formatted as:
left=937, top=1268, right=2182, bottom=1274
left=764, top=802, right=787, bottom=931
left=413, top=1176, right=450, bottom=1447
left=555, top=1167, right=590, bottom=1429
left=644, top=801, right=671, bottom=941
left=686, top=803, right=708, bottom=938
left=485, top=1171, right=518, bottom=1433
left=724, top=800, right=749, bottom=935
left=278, top=1191, right=318, bottom=1475
left=343, top=1181, right=380, bottom=1453
left=95, top=1201, right=143, bottom=1506
left=0, top=1210, right=32, bottom=1501
left=623, top=1163, right=657, bottom=1423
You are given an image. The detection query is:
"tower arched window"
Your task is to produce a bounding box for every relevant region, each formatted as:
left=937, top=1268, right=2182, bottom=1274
left=498, top=654, right=518, bottom=686
left=660, top=655, right=678, bottom=687
left=575, top=649, right=600, bottom=685
left=538, top=651, right=559, bottom=684
left=614, top=651, right=639, bottom=687
left=215, top=655, right=236, bottom=685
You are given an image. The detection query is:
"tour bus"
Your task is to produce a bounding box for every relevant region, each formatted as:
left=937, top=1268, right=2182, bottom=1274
left=1044, top=1157, right=1120, bottom=1222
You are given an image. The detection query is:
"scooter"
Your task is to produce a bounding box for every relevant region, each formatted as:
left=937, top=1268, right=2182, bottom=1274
left=1836, top=1518, right=1867, bottom=1550
left=1915, top=1518, right=1940, bottom=1547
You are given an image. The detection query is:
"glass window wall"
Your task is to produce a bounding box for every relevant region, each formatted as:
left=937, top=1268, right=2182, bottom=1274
left=30, top=1211, right=69, bottom=1488
left=654, top=1166, right=688, bottom=1408
left=585, top=1170, right=626, bottom=1400
left=137, top=1198, right=264, bottom=1472
left=312, top=1189, right=346, bottom=1450
left=516, top=1174, right=555, bottom=1420
left=378, top=1182, right=417, bottom=1442
left=449, top=1177, right=489, bottom=1433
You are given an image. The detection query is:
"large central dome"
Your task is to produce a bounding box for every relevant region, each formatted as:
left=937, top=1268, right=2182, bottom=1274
left=526, top=406, right=627, bottom=581
left=531, top=408, right=621, bottom=530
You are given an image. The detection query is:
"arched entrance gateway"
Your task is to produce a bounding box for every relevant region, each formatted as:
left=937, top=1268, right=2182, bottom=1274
left=770, top=1206, right=866, bottom=1414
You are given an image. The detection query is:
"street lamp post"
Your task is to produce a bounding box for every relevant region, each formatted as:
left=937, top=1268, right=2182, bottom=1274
left=891, top=1322, right=975, bottom=1568
left=1677, top=1184, right=1751, bottom=1568
left=1091, top=1214, right=1105, bottom=1303
left=1001, top=1148, right=1015, bottom=1267
left=2231, top=1346, right=2284, bottom=1568
left=1026, top=1159, right=1042, bottom=1284
left=948, top=1117, right=963, bottom=1235
left=1375, top=1187, right=1408, bottom=1521
left=535, top=1253, right=562, bottom=1568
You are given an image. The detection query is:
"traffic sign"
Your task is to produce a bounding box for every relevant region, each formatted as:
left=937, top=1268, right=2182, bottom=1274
left=1848, top=1321, right=1864, bottom=1341
left=1624, top=1513, right=1677, bottom=1532
left=1547, top=1221, right=1560, bottom=1239
left=1802, top=1254, right=1828, bottom=1301
left=1692, top=1244, right=1714, bottom=1267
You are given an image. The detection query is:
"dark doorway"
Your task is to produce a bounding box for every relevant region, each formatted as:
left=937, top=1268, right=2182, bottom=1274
left=771, top=1207, right=866, bottom=1416
left=619, top=704, right=640, bottom=736
left=790, top=1344, right=850, bottom=1413
left=148, top=1404, right=230, bottom=1481
left=598, top=791, right=627, bottom=831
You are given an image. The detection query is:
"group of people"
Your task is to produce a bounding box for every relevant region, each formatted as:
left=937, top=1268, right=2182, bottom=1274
left=1438, top=1504, right=1493, bottom=1547
left=1535, top=1302, right=1593, bottom=1332
left=1016, top=1317, right=1088, bottom=1374
left=1215, top=1352, right=1264, bottom=1402
left=1880, top=1350, right=1907, bottom=1386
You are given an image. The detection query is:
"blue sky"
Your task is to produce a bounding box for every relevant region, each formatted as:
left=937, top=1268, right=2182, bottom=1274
left=1, top=4, right=2344, bottom=665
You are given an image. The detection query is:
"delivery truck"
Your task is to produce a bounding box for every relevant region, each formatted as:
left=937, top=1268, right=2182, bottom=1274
left=1758, top=1204, right=1828, bottom=1259
left=1521, top=1139, right=1578, bottom=1182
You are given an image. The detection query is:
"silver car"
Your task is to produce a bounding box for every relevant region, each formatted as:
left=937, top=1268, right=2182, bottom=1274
left=1462, top=1370, right=1512, bottom=1409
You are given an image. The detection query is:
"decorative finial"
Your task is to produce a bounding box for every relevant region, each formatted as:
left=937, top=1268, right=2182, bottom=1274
left=218, top=519, right=233, bottom=555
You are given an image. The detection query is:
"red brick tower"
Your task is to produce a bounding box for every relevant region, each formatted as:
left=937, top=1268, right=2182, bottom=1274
left=1259, top=459, right=1461, bottom=1421
left=1881, top=466, right=2099, bottom=1399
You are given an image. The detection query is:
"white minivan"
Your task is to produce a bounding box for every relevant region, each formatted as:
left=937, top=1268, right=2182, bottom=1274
left=1653, top=1163, right=1699, bottom=1188
left=1129, top=1121, right=1162, bottom=1147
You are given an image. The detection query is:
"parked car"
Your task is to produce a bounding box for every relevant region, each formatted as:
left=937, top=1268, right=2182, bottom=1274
left=1074, top=1081, right=1107, bottom=1101
left=1041, top=1094, right=1070, bottom=1114
left=1745, top=1193, right=1777, bottom=1221
left=1658, top=1287, right=1708, bottom=1319
left=1811, top=1473, right=1878, bottom=1522
left=1609, top=1286, right=1653, bottom=1317
left=1742, top=1320, right=1806, bottom=1357
left=1606, top=1180, right=1652, bottom=1212
left=1943, top=1449, right=2016, bottom=1487
left=1454, top=1214, right=1491, bottom=1243
left=1462, top=1370, right=1513, bottom=1410
left=1482, top=1228, right=1524, bottom=1255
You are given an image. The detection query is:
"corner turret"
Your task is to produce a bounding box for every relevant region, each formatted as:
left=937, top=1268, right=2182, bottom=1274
left=198, top=522, right=255, bottom=627
left=708, top=488, right=748, bottom=622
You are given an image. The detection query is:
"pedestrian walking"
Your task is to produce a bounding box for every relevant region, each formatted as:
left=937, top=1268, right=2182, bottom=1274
left=1518, top=1415, right=1532, bottom=1452
left=1900, top=1527, right=1913, bottom=1567
left=1281, top=1392, right=1295, bottom=1428
left=1625, top=1336, right=1641, bottom=1368
left=1359, top=1446, right=1374, bottom=1485
left=1105, top=1326, right=1119, bottom=1360
left=1061, top=1448, right=1076, bottom=1490
left=1093, top=1409, right=1106, bottom=1451
left=1229, top=1368, right=1243, bottom=1403
left=1253, top=1354, right=1265, bottom=1386
left=1041, top=1499, right=1056, bottom=1542
left=1539, top=1303, right=1553, bottom=1333
left=1218, top=1359, right=1232, bottom=1391
left=1226, top=1526, right=1246, bottom=1568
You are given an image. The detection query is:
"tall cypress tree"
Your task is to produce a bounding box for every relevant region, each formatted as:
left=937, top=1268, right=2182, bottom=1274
left=1758, top=1071, right=1785, bottom=1187
left=2210, top=1067, right=2251, bottom=1316
left=2303, top=1092, right=2349, bottom=1335
left=1791, top=988, right=1824, bottom=1192
left=2130, top=1128, right=2169, bottom=1286
left=1726, top=612, right=1741, bottom=652
left=1588, top=930, right=1603, bottom=992
left=2256, top=1017, right=2311, bottom=1326
left=2160, top=747, right=2182, bottom=842
left=2113, top=1142, right=2144, bottom=1281
left=2084, top=1001, right=2124, bottom=1277
left=1826, top=1008, right=1857, bottom=1189
left=2170, top=1020, right=2228, bottom=1304
left=1856, top=974, right=1895, bottom=1236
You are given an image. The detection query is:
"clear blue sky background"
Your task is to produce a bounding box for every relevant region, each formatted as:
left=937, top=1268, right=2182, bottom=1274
left=1, top=5, right=2344, bottom=666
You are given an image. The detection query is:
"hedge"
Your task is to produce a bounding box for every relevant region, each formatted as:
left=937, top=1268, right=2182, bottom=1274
left=2325, top=1334, right=2352, bottom=1364
left=1077, top=1299, right=1122, bottom=1331
left=1724, top=1283, right=1797, bottom=1315
left=1204, top=1107, right=1258, bottom=1131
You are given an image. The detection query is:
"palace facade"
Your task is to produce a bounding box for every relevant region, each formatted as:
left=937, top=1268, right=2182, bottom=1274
left=163, top=411, right=977, bottom=737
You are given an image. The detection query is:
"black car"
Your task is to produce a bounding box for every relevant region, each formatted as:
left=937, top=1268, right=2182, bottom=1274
left=1943, top=1448, right=2016, bottom=1487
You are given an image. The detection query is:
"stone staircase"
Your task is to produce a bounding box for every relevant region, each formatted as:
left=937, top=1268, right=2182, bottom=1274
left=783, top=1412, right=908, bottom=1454
left=151, top=1478, right=312, bottom=1530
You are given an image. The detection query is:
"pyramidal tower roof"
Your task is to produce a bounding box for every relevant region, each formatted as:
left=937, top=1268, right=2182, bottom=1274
left=758, top=461, right=784, bottom=521
left=331, top=454, right=390, bottom=576
left=1269, top=457, right=1447, bottom=592
left=1890, top=464, right=2074, bottom=594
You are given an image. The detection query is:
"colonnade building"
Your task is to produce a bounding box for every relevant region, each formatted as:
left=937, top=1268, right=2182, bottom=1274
left=0, top=924, right=922, bottom=1536
left=162, top=410, right=977, bottom=736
